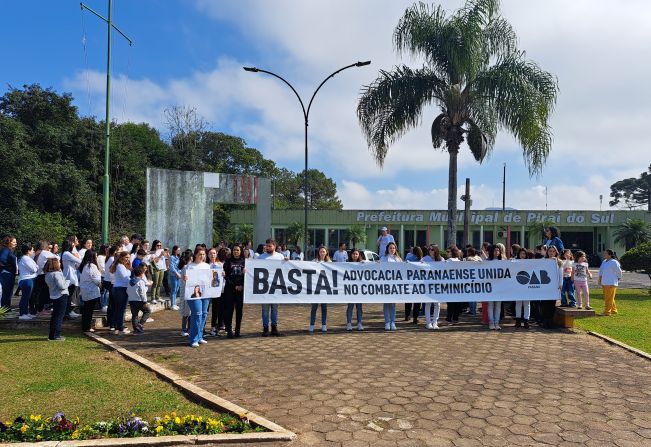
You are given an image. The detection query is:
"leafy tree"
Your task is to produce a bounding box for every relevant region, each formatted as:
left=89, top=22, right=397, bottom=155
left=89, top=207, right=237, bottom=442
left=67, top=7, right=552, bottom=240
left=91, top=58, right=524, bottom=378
left=233, top=224, right=254, bottom=244
left=14, top=210, right=77, bottom=247
left=285, top=221, right=305, bottom=247
left=273, top=169, right=342, bottom=210
left=613, top=219, right=651, bottom=251
left=357, top=0, right=558, bottom=247
left=347, top=224, right=367, bottom=248
left=609, top=164, right=651, bottom=211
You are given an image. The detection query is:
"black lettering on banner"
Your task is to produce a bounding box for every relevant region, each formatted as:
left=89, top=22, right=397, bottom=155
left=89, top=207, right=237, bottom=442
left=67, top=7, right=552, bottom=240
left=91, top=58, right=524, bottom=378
left=302, top=269, right=317, bottom=294
left=287, top=269, right=302, bottom=295
left=269, top=269, right=287, bottom=294
left=253, top=268, right=269, bottom=294
left=314, top=271, right=332, bottom=295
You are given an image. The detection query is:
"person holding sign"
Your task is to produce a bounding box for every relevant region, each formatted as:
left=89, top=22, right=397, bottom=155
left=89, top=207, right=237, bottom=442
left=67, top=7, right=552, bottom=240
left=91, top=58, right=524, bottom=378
left=381, top=242, right=401, bottom=331
left=258, top=239, right=284, bottom=337
left=184, top=248, right=211, bottom=348
left=309, top=246, right=331, bottom=333
left=208, top=248, right=224, bottom=337
left=422, top=245, right=443, bottom=330
left=346, top=249, right=364, bottom=331
left=487, top=244, right=507, bottom=330
left=541, top=246, right=563, bottom=328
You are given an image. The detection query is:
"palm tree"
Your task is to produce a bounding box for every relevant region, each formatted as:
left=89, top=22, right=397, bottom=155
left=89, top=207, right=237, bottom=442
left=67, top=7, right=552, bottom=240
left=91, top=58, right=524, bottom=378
left=613, top=219, right=651, bottom=251
left=357, top=0, right=558, bottom=247
left=347, top=224, right=367, bottom=249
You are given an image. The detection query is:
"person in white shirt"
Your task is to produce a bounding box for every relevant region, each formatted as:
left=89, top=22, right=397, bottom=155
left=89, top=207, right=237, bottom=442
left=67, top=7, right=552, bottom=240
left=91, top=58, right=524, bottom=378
left=34, top=240, right=57, bottom=315
left=309, top=246, right=331, bottom=333
left=17, top=243, right=38, bottom=319
left=77, top=238, right=93, bottom=261
left=120, top=235, right=132, bottom=254
left=291, top=246, right=304, bottom=261
left=332, top=243, right=348, bottom=262
left=183, top=248, right=211, bottom=347
left=598, top=249, right=622, bottom=316
left=61, top=236, right=82, bottom=319
left=149, top=240, right=167, bottom=304
left=377, top=227, right=395, bottom=260
left=422, top=245, right=443, bottom=330
left=380, top=242, right=401, bottom=331
left=258, top=239, right=285, bottom=336
left=346, top=249, right=365, bottom=331
left=280, top=244, right=291, bottom=260
left=128, top=264, right=152, bottom=335
left=79, top=250, right=102, bottom=332
left=109, top=251, right=132, bottom=334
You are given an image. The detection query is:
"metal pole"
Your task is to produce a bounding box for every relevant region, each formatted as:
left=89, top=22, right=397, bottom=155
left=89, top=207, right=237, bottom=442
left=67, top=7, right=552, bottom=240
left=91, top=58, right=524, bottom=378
left=304, top=120, right=309, bottom=258
left=101, top=0, right=113, bottom=245
left=463, top=178, right=470, bottom=247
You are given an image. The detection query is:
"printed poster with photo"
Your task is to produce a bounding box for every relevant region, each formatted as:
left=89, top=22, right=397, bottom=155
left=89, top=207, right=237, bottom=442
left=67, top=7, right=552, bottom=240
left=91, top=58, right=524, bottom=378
left=185, top=265, right=223, bottom=299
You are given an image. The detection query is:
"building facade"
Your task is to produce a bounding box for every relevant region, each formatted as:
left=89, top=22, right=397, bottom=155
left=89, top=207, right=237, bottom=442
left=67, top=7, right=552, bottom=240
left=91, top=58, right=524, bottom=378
left=230, top=209, right=651, bottom=259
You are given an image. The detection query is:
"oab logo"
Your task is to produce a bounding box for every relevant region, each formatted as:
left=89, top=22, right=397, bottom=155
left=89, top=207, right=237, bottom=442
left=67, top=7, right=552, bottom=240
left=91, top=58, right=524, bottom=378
left=516, top=270, right=551, bottom=288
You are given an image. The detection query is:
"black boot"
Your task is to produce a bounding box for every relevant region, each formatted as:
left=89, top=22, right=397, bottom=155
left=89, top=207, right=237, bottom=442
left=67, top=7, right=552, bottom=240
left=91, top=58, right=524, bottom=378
left=271, top=324, right=282, bottom=337
left=261, top=326, right=269, bottom=337
left=514, top=318, right=522, bottom=328
left=523, top=319, right=530, bottom=329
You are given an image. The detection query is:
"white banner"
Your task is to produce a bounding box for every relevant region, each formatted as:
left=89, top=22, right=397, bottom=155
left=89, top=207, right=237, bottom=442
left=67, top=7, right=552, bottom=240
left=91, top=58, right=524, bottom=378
left=185, top=266, right=223, bottom=299
left=244, top=259, right=561, bottom=304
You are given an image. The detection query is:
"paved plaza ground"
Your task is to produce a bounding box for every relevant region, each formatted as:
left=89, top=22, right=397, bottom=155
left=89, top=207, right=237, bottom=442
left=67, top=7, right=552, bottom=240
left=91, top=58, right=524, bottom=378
left=108, top=301, right=651, bottom=447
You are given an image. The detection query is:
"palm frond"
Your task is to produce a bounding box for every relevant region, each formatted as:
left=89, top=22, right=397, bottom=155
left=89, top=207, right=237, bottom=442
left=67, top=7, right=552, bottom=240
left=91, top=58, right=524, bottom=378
left=466, top=120, right=489, bottom=162
left=357, top=66, right=448, bottom=166
left=430, top=113, right=446, bottom=149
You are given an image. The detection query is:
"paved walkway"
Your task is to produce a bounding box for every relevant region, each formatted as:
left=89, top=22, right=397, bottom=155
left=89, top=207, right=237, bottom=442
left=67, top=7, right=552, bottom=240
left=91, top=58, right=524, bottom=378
left=107, top=303, right=651, bottom=447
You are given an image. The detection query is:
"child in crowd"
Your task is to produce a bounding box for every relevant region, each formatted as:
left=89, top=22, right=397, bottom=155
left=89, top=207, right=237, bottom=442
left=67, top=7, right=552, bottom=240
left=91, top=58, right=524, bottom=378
left=128, top=265, right=152, bottom=335
left=572, top=251, right=592, bottom=309
left=560, top=249, right=576, bottom=307
left=44, top=258, right=70, bottom=341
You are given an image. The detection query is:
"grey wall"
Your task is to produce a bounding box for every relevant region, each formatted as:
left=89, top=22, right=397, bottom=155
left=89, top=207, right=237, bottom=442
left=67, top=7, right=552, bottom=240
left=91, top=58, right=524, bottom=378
left=146, top=168, right=271, bottom=248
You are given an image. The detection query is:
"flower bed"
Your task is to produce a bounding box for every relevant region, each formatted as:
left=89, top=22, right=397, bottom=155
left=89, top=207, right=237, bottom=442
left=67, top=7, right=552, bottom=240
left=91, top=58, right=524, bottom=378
left=0, top=411, right=265, bottom=442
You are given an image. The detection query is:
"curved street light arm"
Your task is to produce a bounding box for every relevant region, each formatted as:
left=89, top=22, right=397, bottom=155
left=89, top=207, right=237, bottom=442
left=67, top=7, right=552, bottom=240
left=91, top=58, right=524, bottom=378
left=306, top=61, right=369, bottom=119
left=244, top=68, right=307, bottom=120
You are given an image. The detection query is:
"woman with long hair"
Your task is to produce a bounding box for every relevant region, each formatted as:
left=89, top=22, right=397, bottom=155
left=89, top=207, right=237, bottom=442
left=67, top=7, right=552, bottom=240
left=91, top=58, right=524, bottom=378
left=79, top=250, right=102, bottom=332
left=184, top=247, right=211, bottom=348
left=309, top=246, right=331, bottom=333
left=0, top=234, right=18, bottom=309
left=541, top=245, right=563, bottom=329
left=44, top=257, right=70, bottom=341
left=17, top=243, right=38, bottom=320
left=404, top=246, right=423, bottom=324
left=97, top=244, right=109, bottom=312
left=208, top=247, right=225, bottom=337
left=598, top=249, right=622, bottom=316
left=109, top=251, right=132, bottom=334
left=149, top=240, right=167, bottom=305
left=346, top=249, right=364, bottom=331
left=223, top=244, right=246, bottom=338
left=381, top=242, right=401, bottom=331
left=422, top=245, right=443, bottom=330
left=513, top=247, right=533, bottom=329
left=445, top=246, right=464, bottom=326
left=168, top=245, right=181, bottom=310
left=177, top=250, right=194, bottom=336
left=487, top=243, right=507, bottom=330
left=61, top=235, right=81, bottom=319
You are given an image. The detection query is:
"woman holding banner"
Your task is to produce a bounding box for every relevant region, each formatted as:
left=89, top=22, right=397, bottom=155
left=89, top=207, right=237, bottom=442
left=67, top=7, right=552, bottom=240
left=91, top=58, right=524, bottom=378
left=381, top=242, right=401, bottom=331
left=184, top=248, right=211, bottom=348
left=541, top=246, right=563, bottom=328
left=346, top=249, right=364, bottom=331
left=487, top=244, right=507, bottom=330
left=309, top=246, right=331, bottom=333
left=422, top=245, right=443, bottom=330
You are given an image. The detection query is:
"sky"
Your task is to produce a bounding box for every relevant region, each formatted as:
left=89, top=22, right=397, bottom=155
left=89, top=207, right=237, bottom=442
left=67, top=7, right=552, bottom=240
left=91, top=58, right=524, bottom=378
left=1, top=0, right=649, bottom=211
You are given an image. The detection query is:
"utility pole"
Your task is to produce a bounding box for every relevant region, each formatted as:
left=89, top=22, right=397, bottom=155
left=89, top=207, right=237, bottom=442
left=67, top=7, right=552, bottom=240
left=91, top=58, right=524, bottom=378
left=503, top=163, right=511, bottom=253
left=80, top=1, right=133, bottom=244
left=461, top=178, right=471, bottom=247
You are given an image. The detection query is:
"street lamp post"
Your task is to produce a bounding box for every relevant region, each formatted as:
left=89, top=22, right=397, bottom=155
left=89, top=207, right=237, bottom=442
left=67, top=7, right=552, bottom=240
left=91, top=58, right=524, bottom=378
left=243, top=61, right=371, bottom=258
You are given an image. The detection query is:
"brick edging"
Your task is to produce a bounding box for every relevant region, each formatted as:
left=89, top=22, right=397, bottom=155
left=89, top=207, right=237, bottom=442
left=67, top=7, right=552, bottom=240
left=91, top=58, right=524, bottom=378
left=587, top=331, right=651, bottom=361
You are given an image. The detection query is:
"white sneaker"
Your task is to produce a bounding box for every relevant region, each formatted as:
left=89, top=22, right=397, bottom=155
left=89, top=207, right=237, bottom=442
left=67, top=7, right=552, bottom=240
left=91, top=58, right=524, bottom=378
left=199, top=339, right=208, bottom=344
left=390, top=323, right=397, bottom=331
left=191, top=342, right=199, bottom=348
left=146, top=318, right=154, bottom=323
left=432, top=324, right=440, bottom=330
left=101, top=306, right=108, bottom=312
left=488, top=323, right=495, bottom=330
left=151, top=300, right=158, bottom=305
left=180, top=331, right=189, bottom=336
left=425, top=323, right=433, bottom=329
left=171, top=305, right=179, bottom=311
left=346, top=323, right=353, bottom=331
left=495, top=324, right=502, bottom=331
left=385, top=323, right=391, bottom=331
left=308, top=325, right=315, bottom=333
left=357, top=323, right=364, bottom=331
left=321, top=325, right=327, bottom=332
left=68, top=311, right=80, bottom=319
left=19, top=314, right=32, bottom=320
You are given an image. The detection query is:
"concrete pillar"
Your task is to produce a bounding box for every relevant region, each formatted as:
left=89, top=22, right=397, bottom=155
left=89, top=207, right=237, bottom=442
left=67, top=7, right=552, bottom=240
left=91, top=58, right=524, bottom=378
left=480, top=225, right=484, bottom=245
left=254, top=178, right=272, bottom=246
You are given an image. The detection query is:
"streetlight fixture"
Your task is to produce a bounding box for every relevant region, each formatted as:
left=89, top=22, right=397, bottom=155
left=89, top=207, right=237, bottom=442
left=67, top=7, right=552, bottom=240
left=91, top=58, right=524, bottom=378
left=243, top=61, right=371, bottom=258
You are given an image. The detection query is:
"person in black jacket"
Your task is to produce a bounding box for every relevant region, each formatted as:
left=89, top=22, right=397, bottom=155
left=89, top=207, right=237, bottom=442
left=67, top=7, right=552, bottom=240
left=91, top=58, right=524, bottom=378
left=223, top=245, right=246, bottom=338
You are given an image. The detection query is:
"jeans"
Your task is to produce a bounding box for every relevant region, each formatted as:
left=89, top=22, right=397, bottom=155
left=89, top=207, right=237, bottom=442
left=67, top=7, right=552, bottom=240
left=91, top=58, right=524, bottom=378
left=515, top=300, right=531, bottom=320
left=425, top=302, right=441, bottom=326
left=310, top=303, right=328, bottom=326
left=561, top=277, right=576, bottom=306
left=187, top=298, right=210, bottom=345
left=130, top=301, right=151, bottom=332
left=346, top=303, right=363, bottom=325
left=0, top=271, right=15, bottom=308
left=487, top=301, right=502, bottom=324
left=112, top=286, right=129, bottom=331
left=49, top=294, right=68, bottom=339
left=81, top=297, right=99, bottom=331
left=467, top=302, right=477, bottom=315
left=383, top=303, right=396, bottom=324
left=261, top=304, right=278, bottom=328
left=100, top=280, right=111, bottom=308
left=168, top=274, right=180, bottom=307
left=151, top=269, right=164, bottom=301
left=18, top=278, right=35, bottom=316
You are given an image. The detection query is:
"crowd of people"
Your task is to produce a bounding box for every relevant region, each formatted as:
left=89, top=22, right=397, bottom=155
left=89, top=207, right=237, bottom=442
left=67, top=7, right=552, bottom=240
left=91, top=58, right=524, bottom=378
left=0, top=225, right=623, bottom=345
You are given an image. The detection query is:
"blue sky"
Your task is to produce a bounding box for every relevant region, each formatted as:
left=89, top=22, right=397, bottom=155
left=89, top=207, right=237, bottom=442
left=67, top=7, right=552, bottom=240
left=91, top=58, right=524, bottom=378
left=2, top=0, right=649, bottom=211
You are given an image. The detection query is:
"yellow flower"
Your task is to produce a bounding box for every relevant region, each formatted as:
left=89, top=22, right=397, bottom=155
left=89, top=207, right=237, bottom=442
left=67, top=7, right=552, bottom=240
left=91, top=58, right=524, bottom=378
left=196, top=416, right=202, bottom=423
left=163, top=415, right=170, bottom=423
left=75, top=416, right=80, bottom=425
left=20, top=424, right=28, bottom=433
left=29, top=414, right=41, bottom=422
left=174, top=417, right=181, bottom=424
left=170, top=411, right=177, bottom=418
left=71, top=430, right=79, bottom=439
left=36, top=435, right=42, bottom=441
left=155, top=425, right=163, bottom=434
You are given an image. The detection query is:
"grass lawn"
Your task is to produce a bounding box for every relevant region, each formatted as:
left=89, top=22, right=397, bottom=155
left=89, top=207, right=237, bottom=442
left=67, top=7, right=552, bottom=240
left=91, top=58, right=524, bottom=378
left=574, top=288, right=651, bottom=355
left=0, top=329, right=219, bottom=422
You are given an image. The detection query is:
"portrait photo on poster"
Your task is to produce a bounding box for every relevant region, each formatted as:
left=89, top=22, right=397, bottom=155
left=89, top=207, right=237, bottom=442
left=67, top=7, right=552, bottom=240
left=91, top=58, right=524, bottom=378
left=185, top=267, right=223, bottom=298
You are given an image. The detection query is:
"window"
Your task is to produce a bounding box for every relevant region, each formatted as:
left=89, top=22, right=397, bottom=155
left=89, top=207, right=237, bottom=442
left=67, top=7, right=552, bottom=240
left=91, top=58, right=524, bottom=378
left=328, top=229, right=348, bottom=251
left=273, top=228, right=287, bottom=244
left=404, top=230, right=415, bottom=250
left=307, top=229, right=326, bottom=259
left=416, top=230, right=427, bottom=248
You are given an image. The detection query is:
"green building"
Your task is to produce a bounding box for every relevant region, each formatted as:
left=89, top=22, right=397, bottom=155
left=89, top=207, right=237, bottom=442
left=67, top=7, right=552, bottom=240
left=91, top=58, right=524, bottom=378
left=230, top=209, right=651, bottom=258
